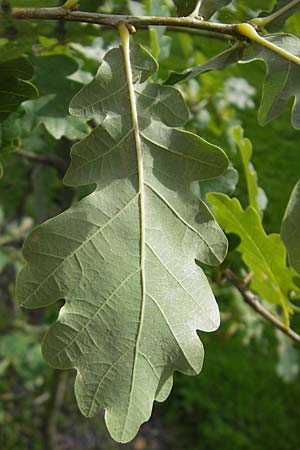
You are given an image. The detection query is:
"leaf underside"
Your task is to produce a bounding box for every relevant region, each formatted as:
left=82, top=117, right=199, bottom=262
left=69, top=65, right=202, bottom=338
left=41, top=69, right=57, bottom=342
left=16, top=40, right=228, bottom=442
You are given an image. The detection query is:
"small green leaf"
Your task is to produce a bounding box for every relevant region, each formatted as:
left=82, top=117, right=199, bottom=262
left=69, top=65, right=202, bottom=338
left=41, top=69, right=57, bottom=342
left=241, top=34, right=300, bottom=129
left=281, top=180, right=300, bottom=272
left=208, top=193, right=299, bottom=326
left=231, top=125, right=262, bottom=214
left=16, top=38, right=228, bottom=442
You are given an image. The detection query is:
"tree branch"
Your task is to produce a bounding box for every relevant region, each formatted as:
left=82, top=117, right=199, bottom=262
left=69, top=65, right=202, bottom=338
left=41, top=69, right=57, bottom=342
left=9, top=7, right=241, bottom=37
left=223, top=269, right=300, bottom=344
left=15, top=149, right=67, bottom=174
left=9, top=7, right=300, bottom=65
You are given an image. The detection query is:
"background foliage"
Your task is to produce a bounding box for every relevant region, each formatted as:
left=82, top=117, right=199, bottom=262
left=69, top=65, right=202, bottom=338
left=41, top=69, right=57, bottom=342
left=1, top=0, right=300, bottom=449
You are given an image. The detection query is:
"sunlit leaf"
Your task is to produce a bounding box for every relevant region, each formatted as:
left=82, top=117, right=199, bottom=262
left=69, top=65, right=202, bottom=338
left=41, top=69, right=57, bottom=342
left=231, top=125, right=264, bottom=214
left=208, top=193, right=299, bottom=325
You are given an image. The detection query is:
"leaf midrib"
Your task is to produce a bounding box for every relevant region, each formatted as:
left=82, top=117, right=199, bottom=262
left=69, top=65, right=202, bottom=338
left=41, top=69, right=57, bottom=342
left=119, top=26, right=146, bottom=441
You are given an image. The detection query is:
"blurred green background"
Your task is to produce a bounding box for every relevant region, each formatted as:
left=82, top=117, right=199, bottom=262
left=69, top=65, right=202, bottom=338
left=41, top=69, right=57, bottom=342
left=1, top=1, right=300, bottom=449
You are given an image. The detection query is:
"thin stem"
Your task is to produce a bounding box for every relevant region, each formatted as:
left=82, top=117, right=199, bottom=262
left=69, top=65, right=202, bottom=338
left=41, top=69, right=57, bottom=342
left=15, top=149, right=67, bottom=174
left=165, top=26, right=233, bottom=41
left=251, top=0, right=300, bottom=28
left=237, top=23, right=300, bottom=65
left=9, top=7, right=241, bottom=37
left=224, top=269, right=300, bottom=344
left=9, top=7, right=300, bottom=66
left=43, top=370, right=68, bottom=450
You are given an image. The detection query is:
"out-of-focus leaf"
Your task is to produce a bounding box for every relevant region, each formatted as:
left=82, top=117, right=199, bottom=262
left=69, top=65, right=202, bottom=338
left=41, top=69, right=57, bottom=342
left=24, top=54, right=89, bottom=139
left=281, top=179, right=300, bottom=272
left=173, top=0, right=199, bottom=16
left=232, top=125, right=263, bottom=214
left=0, top=332, right=45, bottom=380
left=0, top=57, right=38, bottom=122
left=261, top=0, right=300, bottom=32
left=218, top=0, right=276, bottom=22
left=208, top=193, right=299, bottom=324
left=276, top=331, right=299, bottom=382
left=241, top=34, right=300, bottom=129
left=0, top=114, right=21, bottom=155
left=198, top=0, right=231, bottom=19
left=16, top=39, right=228, bottom=443
left=166, top=44, right=244, bottom=85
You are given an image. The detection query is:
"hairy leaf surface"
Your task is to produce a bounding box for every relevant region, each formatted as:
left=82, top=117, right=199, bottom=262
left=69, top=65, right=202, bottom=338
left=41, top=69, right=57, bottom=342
left=208, top=193, right=299, bottom=324
left=241, top=34, right=300, bottom=129
left=281, top=180, right=300, bottom=272
left=16, top=39, right=228, bottom=442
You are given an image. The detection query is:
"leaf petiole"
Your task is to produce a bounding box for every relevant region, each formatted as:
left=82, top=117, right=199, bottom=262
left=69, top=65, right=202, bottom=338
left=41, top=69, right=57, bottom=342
left=251, top=0, right=300, bottom=28
left=236, top=23, right=300, bottom=66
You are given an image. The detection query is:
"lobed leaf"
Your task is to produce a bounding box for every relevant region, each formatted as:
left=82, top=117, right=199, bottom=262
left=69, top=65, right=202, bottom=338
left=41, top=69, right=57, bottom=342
left=281, top=180, right=300, bottom=272
left=208, top=193, right=299, bottom=324
left=16, top=39, right=228, bottom=442
left=241, top=34, right=300, bottom=129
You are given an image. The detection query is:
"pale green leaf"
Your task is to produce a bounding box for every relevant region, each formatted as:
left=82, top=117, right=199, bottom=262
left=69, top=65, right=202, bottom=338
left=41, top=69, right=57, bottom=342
left=241, top=34, right=300, bottom=129
left=16, top=40, right=228, bottom=442
left=281, top=179, right=300, bottom=272
left=207, top=193, right=299, bottom=325
left=231, top=125, right=262, bottom=214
